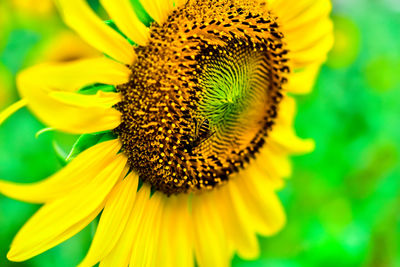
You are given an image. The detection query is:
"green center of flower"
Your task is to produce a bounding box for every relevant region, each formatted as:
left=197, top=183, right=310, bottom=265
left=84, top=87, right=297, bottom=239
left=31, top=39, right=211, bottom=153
left=115, top=0, right=289, bottom=195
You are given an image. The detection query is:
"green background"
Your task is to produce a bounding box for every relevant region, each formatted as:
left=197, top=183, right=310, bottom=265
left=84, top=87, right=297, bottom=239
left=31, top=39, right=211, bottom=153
left=0, top=0, right=399, bottom=266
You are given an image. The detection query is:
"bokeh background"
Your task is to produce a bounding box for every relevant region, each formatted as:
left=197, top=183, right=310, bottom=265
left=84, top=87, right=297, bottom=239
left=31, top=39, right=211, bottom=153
left=0, top=0, right=399, bottom=266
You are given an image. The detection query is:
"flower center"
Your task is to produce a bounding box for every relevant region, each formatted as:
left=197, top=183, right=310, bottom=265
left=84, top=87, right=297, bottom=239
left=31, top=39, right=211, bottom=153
left=115, top=0, right=289, bottom=195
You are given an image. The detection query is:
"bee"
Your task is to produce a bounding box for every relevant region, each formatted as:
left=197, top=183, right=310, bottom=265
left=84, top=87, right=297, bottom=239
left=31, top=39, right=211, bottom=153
left=186, top=117, right=215, bottom=152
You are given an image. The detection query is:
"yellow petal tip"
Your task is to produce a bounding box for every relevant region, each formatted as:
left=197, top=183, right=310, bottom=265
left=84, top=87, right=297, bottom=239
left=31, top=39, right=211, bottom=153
left=6, top=248, right=23, bottom=262
left=298, top=138, right=316, bottom=154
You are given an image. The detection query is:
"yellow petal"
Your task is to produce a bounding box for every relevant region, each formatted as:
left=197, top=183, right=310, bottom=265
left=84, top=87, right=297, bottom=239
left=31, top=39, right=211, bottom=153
left=270, top=0, right=333, bottom=68
left=262, top=96, right=299, bottom=169
left=283, top=0, right=333, bottom=67
left=251, top=156, right=286, bottom=190
left=276, top=94, right=296, bottom=126
left=290, top=31, right=334, bottom=67
left=0, top=99, right=27, bottom=126
left=215, top=185, right=259, bottom=259
left=286, top=18, right=333, bottom=53
left=24, top=57, right=131, bottom=92
left=99, top=185, right=150, bottom=267
left=269, top=126, right=315, bottom=154
left=247, top=172, right=287, bottom=235
left=139, top=0, right=174, bottom=25
left=233, top=174, right=286, bottom=236
left=49, top=90, right=121, bottom=108
left=257, top=145, right=293, bottom=178
left=156, top=194, right=193, bottom=267
left=192, top=191, right=230, bottom=267
left=285, top=64, right=321, bottom=94
left=7, top=153, right=128, bottom=262
left=0, top=139, right=121, bottom=203
left=270, top=0, right=315, bottom=25
left=174, top=0, right=187, bottom=8
left=56, top=0, right=136, bottom=65
left=130, top=191, right=165, bottom=267
left=282, top=0, right=331, bottom=32
left=270, top=95, right=315, bottom=154
left=17, top=62, right=124, bottom=134
left=78, top=172, right=138, bottom=267
left=100, top=0, right=149, bottom=46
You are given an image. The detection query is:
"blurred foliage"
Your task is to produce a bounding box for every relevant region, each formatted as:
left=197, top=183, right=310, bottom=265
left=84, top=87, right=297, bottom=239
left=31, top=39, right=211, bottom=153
left=0, top=0, right=399, bottom=266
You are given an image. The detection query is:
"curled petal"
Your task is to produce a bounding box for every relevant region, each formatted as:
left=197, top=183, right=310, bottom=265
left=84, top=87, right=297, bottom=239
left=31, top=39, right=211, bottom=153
left=17, top=58, right=129, bottom=133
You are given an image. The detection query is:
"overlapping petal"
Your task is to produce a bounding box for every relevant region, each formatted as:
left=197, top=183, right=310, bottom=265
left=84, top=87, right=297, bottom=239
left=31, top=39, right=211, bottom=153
left=129, top=192, right=165, bottom=267
left=232, top=173, right=286, bottom=236
left=56, top=0, right=136, bottom=64
left=156, top=194, right=194, bottom=267
left=78, top=172, right=138, bottom=267
left=270, top=0, right=334, bottom=68
left=192, top=191, right=230, bottom=267
left=100, top=0, right=149, bottom=46
left=7, top=152, right=128, bottom=262
left=139, top=0, right=174, bottom=25
left=99, top=185, right=150, bottom=267
left=17, top=58, right=130, bottom=133
left=0, top=139, right=122, bottom=204
left=215, top=185, right=260, bottom=259
left=22, top=57, right=131, bottom=91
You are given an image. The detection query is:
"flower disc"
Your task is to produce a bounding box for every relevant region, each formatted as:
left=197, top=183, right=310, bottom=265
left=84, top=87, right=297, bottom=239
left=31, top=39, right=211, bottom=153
left=115, top=0, right=289, bottom=195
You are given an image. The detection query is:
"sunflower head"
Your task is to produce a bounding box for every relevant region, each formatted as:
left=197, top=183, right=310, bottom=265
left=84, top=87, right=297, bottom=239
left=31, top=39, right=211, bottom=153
left=0, top=0, right=333, bottom=265
left=116, top=0, right=290, bottom=194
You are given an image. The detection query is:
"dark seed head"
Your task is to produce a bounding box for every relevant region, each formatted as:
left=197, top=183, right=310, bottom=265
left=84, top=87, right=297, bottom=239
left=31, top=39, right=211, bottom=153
left=114, top=0, right=289, bottom=195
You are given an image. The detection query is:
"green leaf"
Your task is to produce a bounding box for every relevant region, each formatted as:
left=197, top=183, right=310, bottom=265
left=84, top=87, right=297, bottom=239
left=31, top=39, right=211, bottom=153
left=78, top=84, right=116, bottom=95
left=65, top=132, right=119, bottom=162
left=65, top=133, right=106, bottom=162
left=129, top=0, right=154, bottom=27
left=97, top=131, right=119, bottom=143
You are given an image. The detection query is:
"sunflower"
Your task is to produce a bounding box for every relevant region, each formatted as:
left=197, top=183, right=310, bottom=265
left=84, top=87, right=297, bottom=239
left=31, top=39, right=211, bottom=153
left=0, top=0, right=333, bottom=266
